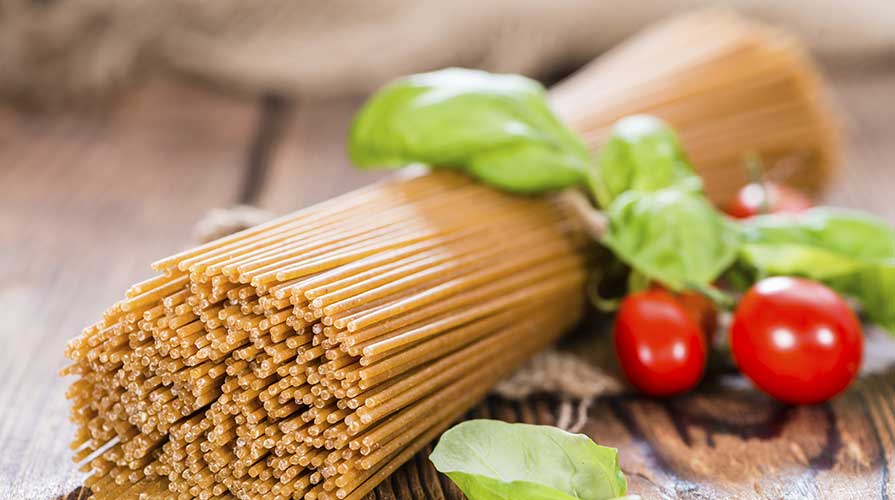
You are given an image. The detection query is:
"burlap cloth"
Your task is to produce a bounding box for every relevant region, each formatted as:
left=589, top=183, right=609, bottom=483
left=2, top=0, right=892, bottom=106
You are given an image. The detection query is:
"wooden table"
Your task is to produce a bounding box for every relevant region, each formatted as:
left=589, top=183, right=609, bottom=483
left=1, top=63, right=893, bottom=500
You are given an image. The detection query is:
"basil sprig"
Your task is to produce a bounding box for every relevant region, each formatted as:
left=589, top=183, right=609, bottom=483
left=603, top=187, right=742, bottom=291
left=592, top=118, right=739, bottom=291
left=349, top=68, right=590, bottom=193
left=590, top=115, right=701, bottom=207
left=430, top=420, right=632, bottom=500
left=736, top=208, right=895, bottom=331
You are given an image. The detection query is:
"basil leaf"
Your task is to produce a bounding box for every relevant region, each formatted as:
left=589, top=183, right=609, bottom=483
left=590, top=115, right=700, bottom=207
left=429, top=419, right=627, bottom=500
left=602, top=188, right=741, bottom=291
left=741, top=208, right=895, bottom=262
left=349, top=68, right=590, bottom=193
left=831, top=262, right=895, bottom=332
left=738, top=208, right=895, bottom=331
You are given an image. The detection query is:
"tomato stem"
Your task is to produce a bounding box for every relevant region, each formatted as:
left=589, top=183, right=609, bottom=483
left=586, top=271, right=621, bottom=312
left=743, top=152, right=770, bottom=215
left=688, top=282, right=736, bottom=310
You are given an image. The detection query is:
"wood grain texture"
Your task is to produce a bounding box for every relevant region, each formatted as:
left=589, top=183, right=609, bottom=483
left=0, top=64, right=892, bottom=500
left=0, top=79, right=258, bottom=500
left=259, top=97, right=387, bottom=213
left=557, top=324, right=895, bottom=500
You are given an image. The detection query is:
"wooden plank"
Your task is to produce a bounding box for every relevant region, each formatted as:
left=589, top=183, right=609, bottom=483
left=258, top=97, right=387, bottom=213
left=0, top=79, right=258, bottom=500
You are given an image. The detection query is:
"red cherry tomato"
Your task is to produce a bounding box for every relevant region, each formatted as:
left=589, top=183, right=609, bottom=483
left=614, top=290, right=707, bottom=396
left=727, top=181, right=812, bottom=219
left=649, top=283, right=718, bottom=341
left=731, top=277, right=862, bottom=404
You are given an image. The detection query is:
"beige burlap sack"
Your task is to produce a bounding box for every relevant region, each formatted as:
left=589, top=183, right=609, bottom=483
left=1, top=0, right=892, bottom=105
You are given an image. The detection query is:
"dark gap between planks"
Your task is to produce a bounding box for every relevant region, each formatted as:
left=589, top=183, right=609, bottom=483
left=238, top=94, right=292, bottom=205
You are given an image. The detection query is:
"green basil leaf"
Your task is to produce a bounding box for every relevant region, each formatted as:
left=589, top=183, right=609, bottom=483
left=737, top=207, right=895, bottom=332
left=830, top=262, right=895, bottom=332
left=429, top=419, right=627, bottom=500
left=738, top=243, right=866, bottom=280
left=601, top=188, right=741, bottom=290
left=348, top=68, right=590, bottom=193
left=589, top=115, right=700, bottom=207
left=741, top=208, right=895, bottom=263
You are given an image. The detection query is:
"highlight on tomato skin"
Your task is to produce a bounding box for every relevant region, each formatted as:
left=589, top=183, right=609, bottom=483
left=613, top=289, right=708, bottom=396
left=726, top=181, right=813, bottom=219
left=730, top=276, right=863, bottom=405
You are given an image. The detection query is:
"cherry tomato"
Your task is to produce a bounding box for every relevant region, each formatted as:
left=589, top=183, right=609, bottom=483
left=730, top=277, right=862, bottom=404
left=614, top=289, right=707, bottom=396
left=726, top=181, right=812, bottom=219
left=677, top=291, right=717, bottom=341
left=649, top=283, right=718, bottom=341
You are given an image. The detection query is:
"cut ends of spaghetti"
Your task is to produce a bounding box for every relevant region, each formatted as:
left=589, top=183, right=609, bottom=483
left=63, top=172, right=587, bottom=500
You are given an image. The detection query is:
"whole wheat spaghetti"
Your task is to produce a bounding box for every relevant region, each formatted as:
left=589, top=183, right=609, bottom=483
left=64, top=173, right=584, bottom=500
left=550, top=10, right=839, bottom=204
left=63, top=10, right=839, bottom=500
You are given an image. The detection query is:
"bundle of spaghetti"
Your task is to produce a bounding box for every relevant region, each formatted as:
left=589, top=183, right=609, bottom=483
left=63, top=171, right=587, bottom=500
left=62, top=9, right=843, bottom=500
left=550, top=9, right=840, bottom=205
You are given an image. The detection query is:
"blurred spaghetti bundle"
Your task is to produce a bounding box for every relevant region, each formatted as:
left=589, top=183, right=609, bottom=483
left=62, top=10, right=842, bottom=500
left=550, top=10, right=840, bottom=203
